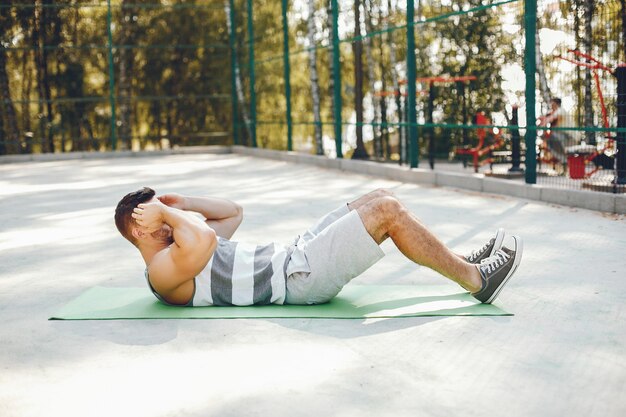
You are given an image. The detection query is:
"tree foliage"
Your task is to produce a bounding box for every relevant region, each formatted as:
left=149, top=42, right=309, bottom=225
left=0, top=0, right=623, bottom=158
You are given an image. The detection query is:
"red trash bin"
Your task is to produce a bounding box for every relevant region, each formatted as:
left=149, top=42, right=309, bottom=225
left=567, top=154, right=586, bottom=179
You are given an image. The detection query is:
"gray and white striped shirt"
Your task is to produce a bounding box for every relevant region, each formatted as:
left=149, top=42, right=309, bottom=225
left=140, top=237, right=289, bottom=307
left=192, top=237, right=288, bottom=306
left=145, top=236, right=289, bottom=306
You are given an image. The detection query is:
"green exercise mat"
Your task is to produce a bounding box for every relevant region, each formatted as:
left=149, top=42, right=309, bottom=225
left=50, top=285, right=511, bottom=320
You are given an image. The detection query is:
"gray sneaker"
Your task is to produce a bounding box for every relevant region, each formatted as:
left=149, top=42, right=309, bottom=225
left=471, top=235, right=523, bottom=304
left=465, top=228, right=505, bottom=264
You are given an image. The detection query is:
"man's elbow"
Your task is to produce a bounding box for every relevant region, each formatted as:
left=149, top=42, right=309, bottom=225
left=200, top=227, right=218, bottom=252
left=234, top=204, right=244, bottom=226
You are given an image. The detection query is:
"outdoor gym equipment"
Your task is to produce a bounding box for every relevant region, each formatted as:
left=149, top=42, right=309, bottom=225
left=388, top=76, right=478, bottom=168
left=455, top=111, right=505, bottom=173
left=542, top=49, right=622, bottom=180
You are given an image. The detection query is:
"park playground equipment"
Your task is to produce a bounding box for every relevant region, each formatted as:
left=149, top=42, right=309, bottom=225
left=383, top=75, right=517, bottom=174
left=377, top=75, right=493, bottom=170
left=390, top=74, right=510, bottom=174
left=399, top=76, right=484, bottom=170
left=538, top=49, right=622, bottom=180
left=455, top=111, right=506, bottom=173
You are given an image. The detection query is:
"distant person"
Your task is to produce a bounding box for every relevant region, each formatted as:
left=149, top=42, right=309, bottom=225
left=114, top=187, right=523, bottom=307
left=539, top=97, right=574, bottom=163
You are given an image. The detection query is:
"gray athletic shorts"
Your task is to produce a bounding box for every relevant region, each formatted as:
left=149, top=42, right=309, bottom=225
left=284, top=205, right=385, bottom=304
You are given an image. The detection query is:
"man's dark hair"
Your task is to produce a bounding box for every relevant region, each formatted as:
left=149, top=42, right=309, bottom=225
left=552, top=97, right=562, bottom=106
left=115, top=187, right=156, bottom=245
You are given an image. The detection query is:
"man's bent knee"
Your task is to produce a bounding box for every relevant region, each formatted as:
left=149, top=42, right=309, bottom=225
left=372, top=188, right=394, bottom=199
left=363, top=195, right=404, bottom=227
left=356, top=196, right=402, bottom=243
left=377, top=195, right=404, bottom=217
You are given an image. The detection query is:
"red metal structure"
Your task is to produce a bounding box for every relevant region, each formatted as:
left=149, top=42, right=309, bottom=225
left=540, top=49, right=617, bottom=179
left=455, top=111, right=505, bottom=173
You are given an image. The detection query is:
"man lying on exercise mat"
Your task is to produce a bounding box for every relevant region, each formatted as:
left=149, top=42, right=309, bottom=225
left=114, top=187, right=523, bottom=306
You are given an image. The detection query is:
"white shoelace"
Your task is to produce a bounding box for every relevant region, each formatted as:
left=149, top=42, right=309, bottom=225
left=468, top=238, right=494, bottom=262
left=479, top=250, right=510, bottom=275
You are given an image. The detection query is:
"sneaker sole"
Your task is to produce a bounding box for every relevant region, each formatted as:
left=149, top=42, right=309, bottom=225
left=485, top=235, right=523, bottom=304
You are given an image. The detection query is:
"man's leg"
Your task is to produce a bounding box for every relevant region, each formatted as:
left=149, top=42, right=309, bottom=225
left=350, top=189, right=497, bottom=264
left=548, top=132, right=567, bottom=163
left=300, top=189, right=396, bottom=242
left=353, top=191, right=483, bottom=293
left=347, top=188, right=395, bottom=211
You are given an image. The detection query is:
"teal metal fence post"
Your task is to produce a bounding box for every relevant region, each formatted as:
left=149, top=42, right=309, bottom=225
left=524, top=0, right=537, bottom=183
left=246, top=0, right=257, bottom=147
left=281, top=0, right=293, bottom=151
left=331, top=0, right=343, bottom=158
left=106, top=0, right=117, bottom=150
left=228, top=0, right=239, bottom=146
left=406, top=0, right=418, bottom=168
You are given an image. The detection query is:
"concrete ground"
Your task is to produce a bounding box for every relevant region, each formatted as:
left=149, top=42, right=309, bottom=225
left=0, top=152, right=625, bottom=417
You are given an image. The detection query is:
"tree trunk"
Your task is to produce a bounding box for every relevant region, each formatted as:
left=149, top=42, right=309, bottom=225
left=153, top=101, right=162, bottom=148
left=386, top=0, right=404, bottom=163
left=352, top=0, right=369, bottom=159
left=32, top=2, right=46, bottom=151
left=364, top=0, right=382, bottom=159
left=224, top=0, right=252, bottom=144
left=17, top=3, right=34, bottom=154
left=377, top=2, right=389, bottom=159
left=307, top=0, right=323, bottom=155
left=535, top=26, right=552, bottom=111
left=34, top=0, right=54, bottom=153
left=459, top=81, right=469, bottom=146
left=0, top=103, right=5, bottom=155
left=583, top=0, right=595, bottom=144
left=326, top=0, right=336, bottom=135
left=0, top=47, right=19, bottom=155
left=573, top=0, right=582, bottom=127
left=427, top=83, right=435, bottom=169
left=117, top=0, right=136, bottom=150
left=166, top=110, right=173, bottom=149
left=22, top=44, right=33, bottom=153
left=622, top=0, right=626, bottom=63
left=50, top=3, right=62, bottom=150
left=41, top=0, right=54, bottom=152
left=0, top=0, right=19, bottom=155
left=71, top=5, right=91, bottom=151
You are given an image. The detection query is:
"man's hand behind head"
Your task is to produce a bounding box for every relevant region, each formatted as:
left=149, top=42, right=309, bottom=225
left=132, top=200, right=167, bottom=233
left=158, top=193, right=186, bottom=210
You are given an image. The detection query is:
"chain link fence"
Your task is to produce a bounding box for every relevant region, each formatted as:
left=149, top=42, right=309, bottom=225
left=1, top=1, right=625, bottom=193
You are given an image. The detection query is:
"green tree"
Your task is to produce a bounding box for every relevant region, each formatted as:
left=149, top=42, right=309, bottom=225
left=0, top=0, right=20, bottom=155
left=419, top=1, right=516, bottom=156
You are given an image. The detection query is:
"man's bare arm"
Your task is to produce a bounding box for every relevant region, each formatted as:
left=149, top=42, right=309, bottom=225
left=133, top=201, right=217, bottom=294
left=158, top=193, right=243, bottom=239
